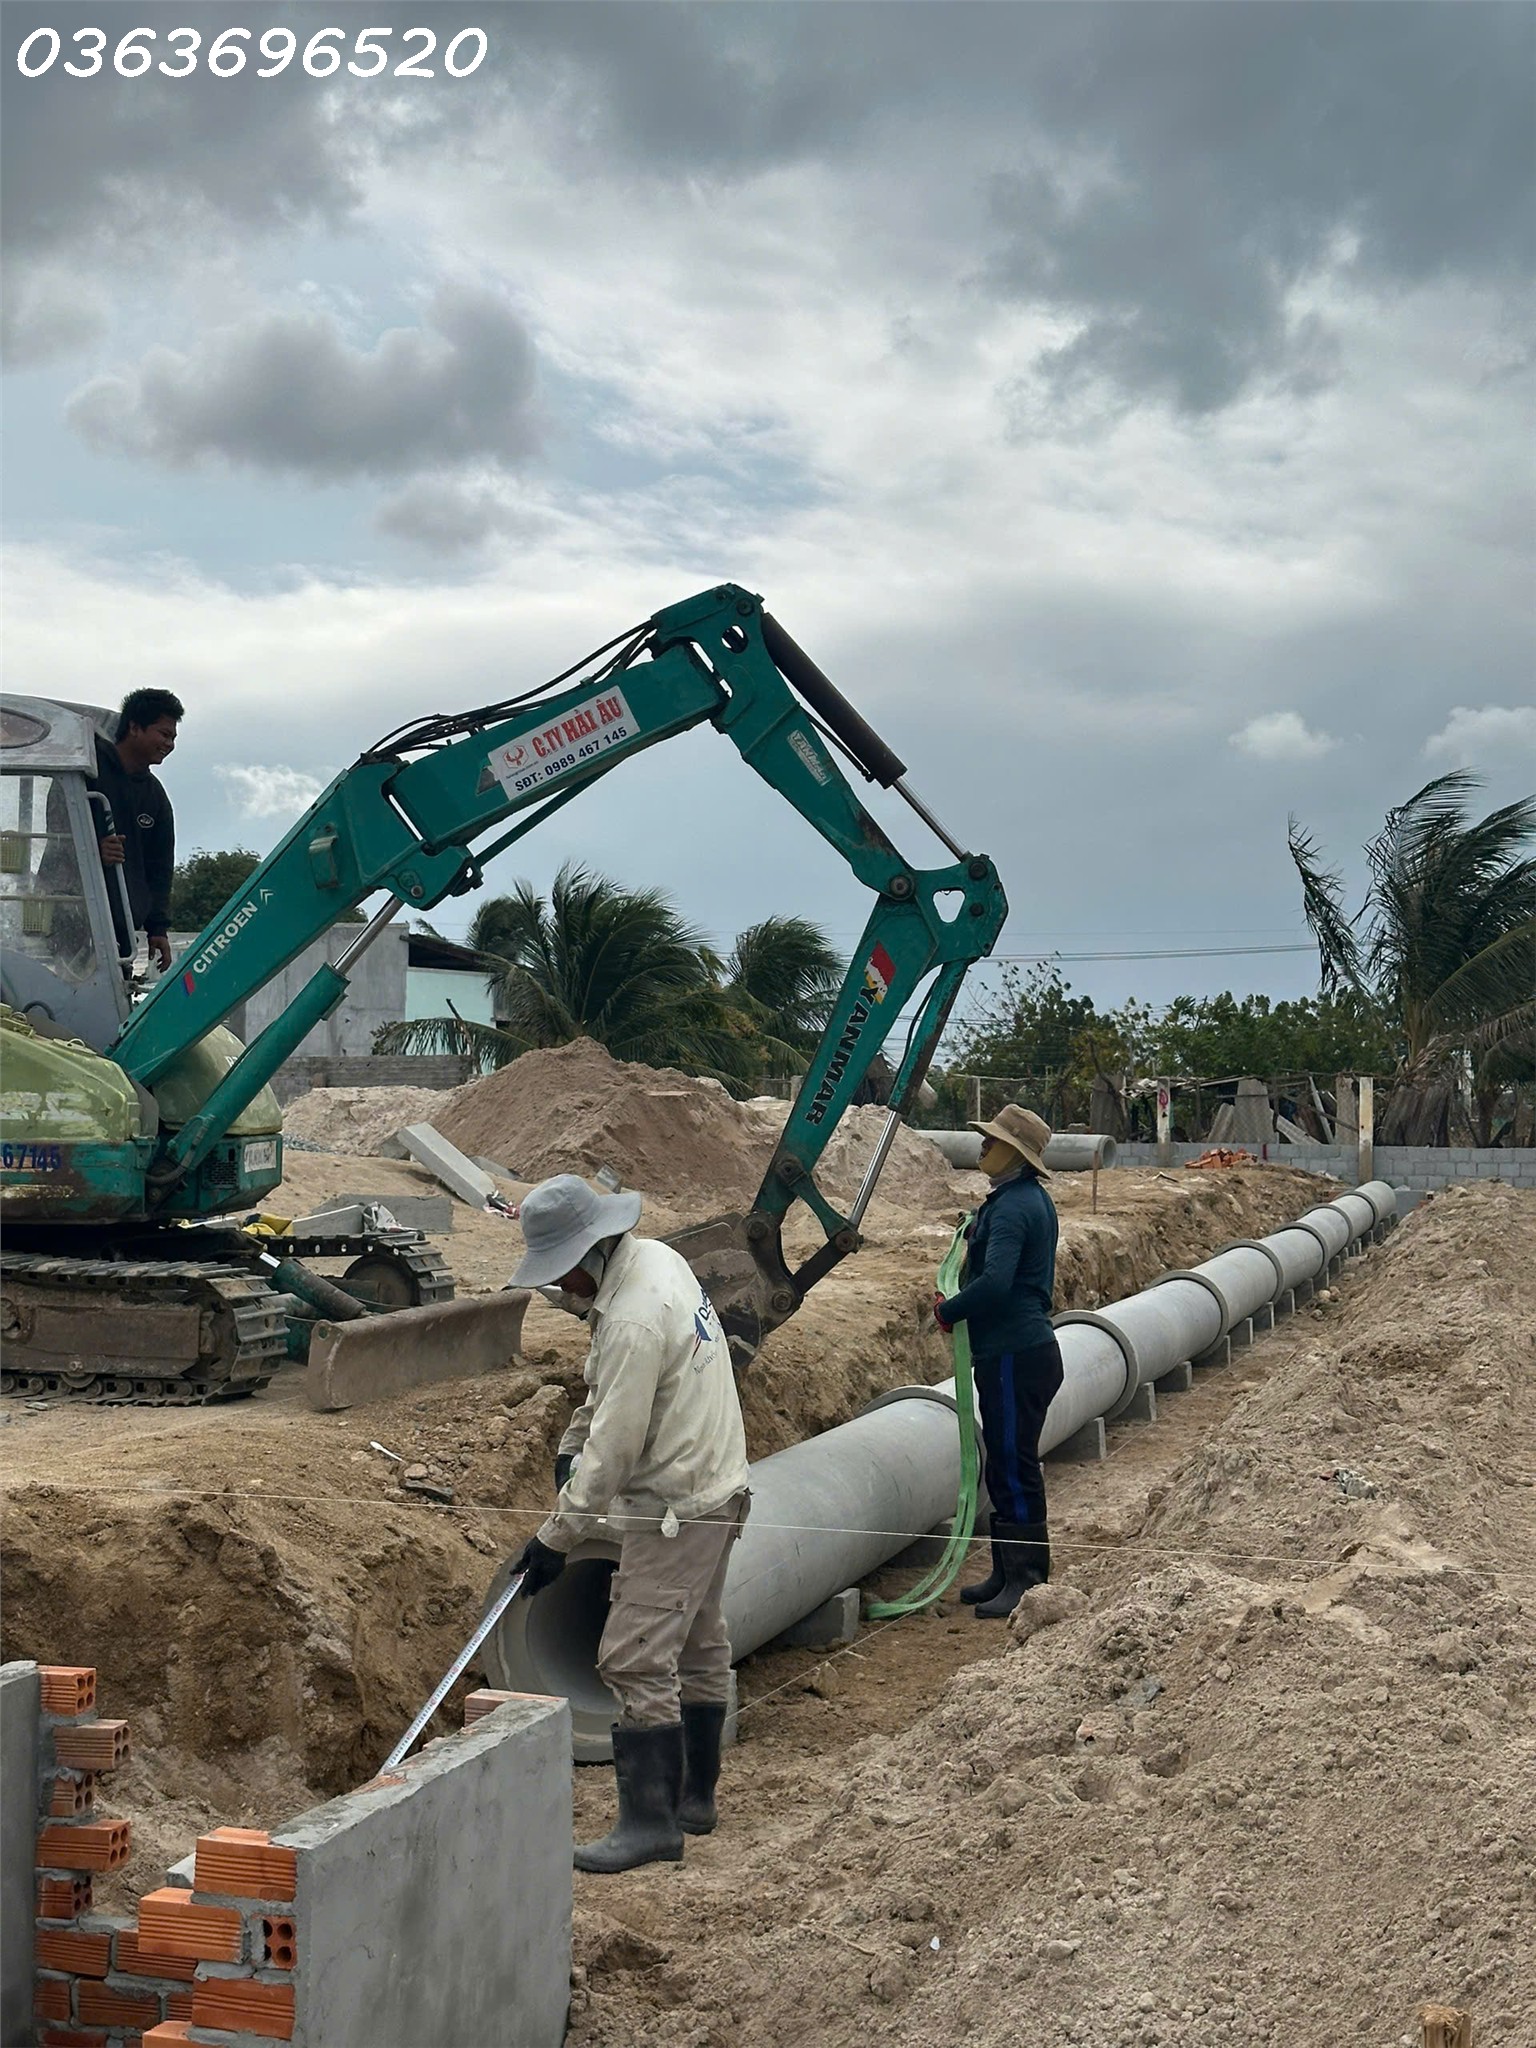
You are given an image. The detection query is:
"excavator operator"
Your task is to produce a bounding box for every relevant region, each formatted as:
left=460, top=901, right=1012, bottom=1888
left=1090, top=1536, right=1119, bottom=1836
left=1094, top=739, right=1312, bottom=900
left=92, top=687, right=183, bottom=973
left=509, top=1174, right=751, bottom=1874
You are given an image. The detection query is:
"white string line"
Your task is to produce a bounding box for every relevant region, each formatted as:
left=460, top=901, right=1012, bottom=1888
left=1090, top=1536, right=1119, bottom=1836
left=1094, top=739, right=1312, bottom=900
left=6, top=1482, right=1520, bottom=1580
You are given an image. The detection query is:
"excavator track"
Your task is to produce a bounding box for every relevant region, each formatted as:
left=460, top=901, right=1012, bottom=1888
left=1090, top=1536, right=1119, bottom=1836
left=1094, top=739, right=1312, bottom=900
left=0, top=1253, right=289, bottom=1404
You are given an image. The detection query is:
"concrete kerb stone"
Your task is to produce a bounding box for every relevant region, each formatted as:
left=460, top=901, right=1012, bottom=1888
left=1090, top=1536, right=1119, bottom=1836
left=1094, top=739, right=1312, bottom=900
left=1152, top=1360, right=1194, bottom=1395
left=1117, top=1382, right=1158, bottom=1425
left=767, top=1588, right=860, bottom=1651
left=395, top=1125, right=497, bottom=1208
left=2, top=1660, right=40, bottom=2048
left=274, top=1693, right=571, bottom=2048
left=1049, top=1416, right=1108, bottom=1463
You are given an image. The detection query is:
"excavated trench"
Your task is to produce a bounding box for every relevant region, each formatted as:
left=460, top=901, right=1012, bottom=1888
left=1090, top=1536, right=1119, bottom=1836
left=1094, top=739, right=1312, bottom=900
left=1, top=1159, right=1344, bottom=1906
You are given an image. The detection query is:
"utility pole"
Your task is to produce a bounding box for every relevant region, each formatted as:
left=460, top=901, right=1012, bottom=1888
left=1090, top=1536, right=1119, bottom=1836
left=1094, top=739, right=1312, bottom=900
left=1156, top=1079, right=1172, bottom=1167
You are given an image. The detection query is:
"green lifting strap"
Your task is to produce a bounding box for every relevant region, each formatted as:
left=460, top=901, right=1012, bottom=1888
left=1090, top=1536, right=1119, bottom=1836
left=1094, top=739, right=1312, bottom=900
left=866, top=1214, right=980, bottom=1619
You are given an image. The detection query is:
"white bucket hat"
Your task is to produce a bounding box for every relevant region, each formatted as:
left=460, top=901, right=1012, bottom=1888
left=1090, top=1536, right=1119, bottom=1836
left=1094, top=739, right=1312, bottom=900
left=510, top=1173, right=643, bottom=1287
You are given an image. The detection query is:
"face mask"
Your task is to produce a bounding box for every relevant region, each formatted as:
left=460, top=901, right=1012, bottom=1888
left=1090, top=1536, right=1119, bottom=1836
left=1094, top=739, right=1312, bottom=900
left=537, top=1284, right=592, bottom=1321
left=979, top=1138, right=1024, bottom=1179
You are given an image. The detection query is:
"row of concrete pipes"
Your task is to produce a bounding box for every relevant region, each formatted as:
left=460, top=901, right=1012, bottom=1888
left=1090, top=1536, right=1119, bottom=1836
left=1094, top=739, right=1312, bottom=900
left=488, top=1179, right=1399, bottom=1757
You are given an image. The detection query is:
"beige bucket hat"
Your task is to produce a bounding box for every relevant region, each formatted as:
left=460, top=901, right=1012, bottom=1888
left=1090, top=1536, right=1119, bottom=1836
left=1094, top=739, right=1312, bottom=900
left=967, top=1102, right=1053, bottom=1178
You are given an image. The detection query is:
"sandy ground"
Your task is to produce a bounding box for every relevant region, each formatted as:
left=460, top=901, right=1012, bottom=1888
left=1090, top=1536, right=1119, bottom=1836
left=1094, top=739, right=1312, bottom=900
left=563, top=1183, right=1536, bottom=2048
left=2, top=1140, right=1334, bottom=1920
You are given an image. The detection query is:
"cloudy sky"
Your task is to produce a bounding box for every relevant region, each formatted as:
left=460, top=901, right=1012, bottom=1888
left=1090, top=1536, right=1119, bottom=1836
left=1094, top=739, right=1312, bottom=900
left=4, top=1, right=1533, bottom=1024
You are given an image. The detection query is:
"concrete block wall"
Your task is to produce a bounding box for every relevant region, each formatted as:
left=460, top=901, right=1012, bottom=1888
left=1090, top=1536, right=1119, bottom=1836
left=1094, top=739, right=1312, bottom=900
left=13, top=1664, right=571, bottom=2048
left=270, top=1053, right=473, bottom=1107
left=1, top=1662, right=39, bottom=2048
left=1110, top=1140, right=1536, bottom=1190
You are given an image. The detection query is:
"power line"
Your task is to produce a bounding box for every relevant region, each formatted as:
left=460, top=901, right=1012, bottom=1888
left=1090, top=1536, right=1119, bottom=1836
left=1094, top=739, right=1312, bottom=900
left=989, top=943, right=1316, bottom=964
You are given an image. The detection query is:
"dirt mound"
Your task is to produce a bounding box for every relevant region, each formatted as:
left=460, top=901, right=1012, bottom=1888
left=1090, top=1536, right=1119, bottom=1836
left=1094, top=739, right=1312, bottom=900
left=563, top=1183, right=1536, bottom=2048
left=281, top=1085, right=460, bottom=1156
left=433, top=1038, right=956, bottom=1214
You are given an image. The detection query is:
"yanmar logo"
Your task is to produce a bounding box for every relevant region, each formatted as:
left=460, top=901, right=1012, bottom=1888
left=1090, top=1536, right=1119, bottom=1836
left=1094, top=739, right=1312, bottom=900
left=805, top=944, right=897, bottom=1126
left=182, top=888, right=273, bottom=987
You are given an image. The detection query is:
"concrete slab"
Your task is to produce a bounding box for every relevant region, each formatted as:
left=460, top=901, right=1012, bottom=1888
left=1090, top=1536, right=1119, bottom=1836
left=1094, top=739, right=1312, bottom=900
left=305, top=1290, right=531, bottom=1411
left=396, top=1124, right=497, bottom=1207
left=767, top=1588, right=859, bottom=1651
left=1, top=1660, right=39, bottom=2048
left=276, top=1694, right=571, bottom=2048
left=1048, top=1416, right=1107, bottom=1463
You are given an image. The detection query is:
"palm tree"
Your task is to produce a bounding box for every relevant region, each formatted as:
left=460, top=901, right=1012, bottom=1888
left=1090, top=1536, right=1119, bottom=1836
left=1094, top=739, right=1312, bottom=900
left=719, top=916, right=844, bottom=1065
left=378, top=867, right=844, bottom=1090
left=1288, top=772, right=1536, bottom=1142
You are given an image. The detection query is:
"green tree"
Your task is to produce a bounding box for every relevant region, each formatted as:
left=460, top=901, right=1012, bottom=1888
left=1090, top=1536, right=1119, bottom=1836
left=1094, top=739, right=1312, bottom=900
left=169, top=848, right=260, bottom=932
left=380, top=864, right=839, bottom=1089
left=1289, top=773, right=1536, bottom=1141
left=170, top=846, right=362, bottom=933
left=949, top=964, right=1099, bottom=1075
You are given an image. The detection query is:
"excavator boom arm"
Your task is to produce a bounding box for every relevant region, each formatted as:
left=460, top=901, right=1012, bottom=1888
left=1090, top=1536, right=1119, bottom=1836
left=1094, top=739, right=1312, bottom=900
left=109, top=586, right=1007, bottom=1340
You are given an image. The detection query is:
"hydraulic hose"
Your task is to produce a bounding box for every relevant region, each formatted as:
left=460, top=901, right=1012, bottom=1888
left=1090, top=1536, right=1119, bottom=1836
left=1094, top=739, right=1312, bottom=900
left=865, top=1220, right=980, bottom=1617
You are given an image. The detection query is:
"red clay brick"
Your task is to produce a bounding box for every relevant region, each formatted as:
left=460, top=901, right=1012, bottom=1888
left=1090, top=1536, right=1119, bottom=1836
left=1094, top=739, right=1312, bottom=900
left=141, top=2027, right=192, bottom=2046
left=48, top=1774, right=97, bottom=1818
left=34, top=1974, right=72, bottom=2022
left=52, top=1722, right=130, bottom=1772
left=261, top=1914, right=298, bottom=1970
left=136, top=1889, right=243, bottom=1964
left=463, top=1686, right=531, bottom=1724
left=192, top=1827, right=296, bottom=1902
left=114, top=1929, right=198, bottom=1983
left=165, top=1989, right=195, bottom=2021
left=37, top=1874, right=93, bottom=1919
left=75, top=1979, right=162, bottom=2029
left=192, top=1978, right=295, bottom=2040
left=39, top=1666, right=96, bottom=1715
left=35, top=1926, right=113, bottom=1977
left=36, top=1821, right=132, bottom=1872
left=38, top=2029, right=109, bottom=2047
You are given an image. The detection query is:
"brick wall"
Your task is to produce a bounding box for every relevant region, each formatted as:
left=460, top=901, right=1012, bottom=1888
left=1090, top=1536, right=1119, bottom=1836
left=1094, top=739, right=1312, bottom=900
left=1111, top=1140, right=1536, bottom=1191
left=28, top=1666, right=295, bottom=2048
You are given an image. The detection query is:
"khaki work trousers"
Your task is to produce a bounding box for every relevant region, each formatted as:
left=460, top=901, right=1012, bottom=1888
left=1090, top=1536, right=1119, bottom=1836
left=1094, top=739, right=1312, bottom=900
left=596, top=1491, right=750, bottom=1728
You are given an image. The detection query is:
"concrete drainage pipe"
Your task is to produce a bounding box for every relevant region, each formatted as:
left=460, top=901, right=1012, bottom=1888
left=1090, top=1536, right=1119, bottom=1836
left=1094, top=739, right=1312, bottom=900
left=923, top=1130, right=1117, bottom=1172
left=485, top=1180, right=1396, bottom=1759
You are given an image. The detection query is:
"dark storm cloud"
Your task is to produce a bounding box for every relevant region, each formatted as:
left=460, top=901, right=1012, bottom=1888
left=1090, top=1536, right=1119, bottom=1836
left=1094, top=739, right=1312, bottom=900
left=66, top=284, right=539, bottom=480
left=5, top=2, right=1531, bottom=405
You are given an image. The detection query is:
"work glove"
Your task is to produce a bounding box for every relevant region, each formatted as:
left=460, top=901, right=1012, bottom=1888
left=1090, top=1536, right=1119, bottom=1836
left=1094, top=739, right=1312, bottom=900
left=513, top=1535, right=566, bottom=1599
left=554, top=1451, right=577, bottom=1491
left=932, top=1291, right=953, bottom=1333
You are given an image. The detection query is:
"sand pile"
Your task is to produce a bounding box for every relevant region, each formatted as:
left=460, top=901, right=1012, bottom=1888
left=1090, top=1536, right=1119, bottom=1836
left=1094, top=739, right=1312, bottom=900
left=281, top=1085, right=460, bottom=1156
left=432, top=1038, right=956, bottom=1214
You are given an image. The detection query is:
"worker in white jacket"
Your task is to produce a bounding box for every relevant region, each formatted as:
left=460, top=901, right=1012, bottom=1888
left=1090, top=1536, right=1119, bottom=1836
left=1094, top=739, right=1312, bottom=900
left=510, top=1174, right=750, bottom=1873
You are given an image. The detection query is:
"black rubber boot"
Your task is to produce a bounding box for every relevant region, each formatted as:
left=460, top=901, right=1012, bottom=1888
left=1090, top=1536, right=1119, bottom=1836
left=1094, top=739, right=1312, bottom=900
left=678, top=1701, right=728, bottom=1836
left=574, top=1723, right=685, bottom=1873
left=973, top=1520, right=1050, bottom=1619
left=960, top=1516, right=1006, bottom=1605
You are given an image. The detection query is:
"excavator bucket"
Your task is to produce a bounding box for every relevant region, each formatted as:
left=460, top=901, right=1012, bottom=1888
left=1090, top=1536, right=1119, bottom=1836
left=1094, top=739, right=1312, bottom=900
left=304, top=1289, right=533, bottom=1412
left=663, top=1212, right=791, bottom=1369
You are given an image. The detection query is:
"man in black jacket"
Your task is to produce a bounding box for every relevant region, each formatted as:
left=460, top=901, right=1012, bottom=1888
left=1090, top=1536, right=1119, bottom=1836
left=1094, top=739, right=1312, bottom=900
left=91, top=688, right=182, bottom=972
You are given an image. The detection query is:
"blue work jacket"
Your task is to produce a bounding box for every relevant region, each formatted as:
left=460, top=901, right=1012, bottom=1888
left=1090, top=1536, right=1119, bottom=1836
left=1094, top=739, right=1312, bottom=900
left=941, top=1170, right=1058, bottom=1358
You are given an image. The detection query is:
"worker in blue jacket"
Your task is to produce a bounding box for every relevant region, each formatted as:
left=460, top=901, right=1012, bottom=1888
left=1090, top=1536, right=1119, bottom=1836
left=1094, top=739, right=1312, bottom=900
left=935, top=1103, right=1063, bottom=1618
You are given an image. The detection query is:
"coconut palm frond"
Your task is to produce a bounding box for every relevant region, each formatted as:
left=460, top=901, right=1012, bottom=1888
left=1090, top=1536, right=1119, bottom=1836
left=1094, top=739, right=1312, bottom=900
left=373, top=1015, right=533, bottom=1069
left=1287, top=815, right=1370, bottom=1001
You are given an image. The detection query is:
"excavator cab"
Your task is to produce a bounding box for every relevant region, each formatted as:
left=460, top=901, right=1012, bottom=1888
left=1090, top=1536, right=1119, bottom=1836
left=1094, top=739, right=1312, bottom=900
left=0, top=696, right=135, bottom=1049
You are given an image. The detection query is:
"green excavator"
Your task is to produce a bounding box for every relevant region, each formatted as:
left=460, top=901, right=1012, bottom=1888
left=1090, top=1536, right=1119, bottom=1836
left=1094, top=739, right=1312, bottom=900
left=0, top=584, right=1007, bottom=1404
